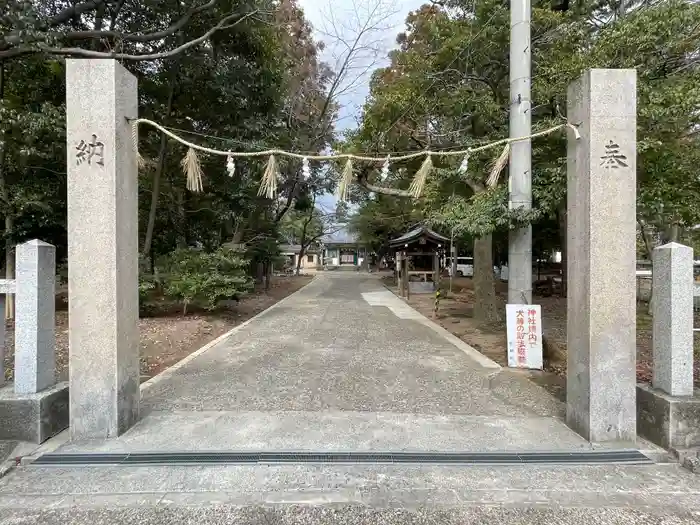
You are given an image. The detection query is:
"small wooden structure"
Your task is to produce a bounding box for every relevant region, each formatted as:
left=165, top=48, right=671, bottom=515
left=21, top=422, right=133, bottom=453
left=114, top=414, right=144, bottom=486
left=389, top=226, right=448, bottom=296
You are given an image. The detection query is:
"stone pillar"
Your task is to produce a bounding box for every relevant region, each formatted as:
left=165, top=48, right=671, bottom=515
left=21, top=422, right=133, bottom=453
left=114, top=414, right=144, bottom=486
left=0, top=291, right=6, bottom=388
left=566, top=69, right=637, bottom=442
left=14, top=240, right=56, bottom=394
left=433, top=251, right=439, bottom=288
left=652, top=242, right=694, bottom=396
left=0, top=280, right=12, bottom=388
left=66, top=59, right=139, bottom=439
left=404, top=253, right=411, bottom=300
left=395, top=251, right=401, bottom=291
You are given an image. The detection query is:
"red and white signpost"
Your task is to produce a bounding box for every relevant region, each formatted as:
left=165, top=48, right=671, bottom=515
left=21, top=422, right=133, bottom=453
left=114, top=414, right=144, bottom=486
left=506, top=304, right=543, bottom=370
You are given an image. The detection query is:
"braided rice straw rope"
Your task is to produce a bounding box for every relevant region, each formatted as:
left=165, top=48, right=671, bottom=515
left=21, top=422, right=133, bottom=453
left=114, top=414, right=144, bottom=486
left=129, top=118, right=580, bottom=197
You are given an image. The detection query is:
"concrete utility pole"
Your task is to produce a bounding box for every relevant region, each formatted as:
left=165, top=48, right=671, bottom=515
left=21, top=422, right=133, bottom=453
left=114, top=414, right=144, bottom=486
left=508, top=0, right=532, bottom=304
left=450, top=229, right=456, bottom=294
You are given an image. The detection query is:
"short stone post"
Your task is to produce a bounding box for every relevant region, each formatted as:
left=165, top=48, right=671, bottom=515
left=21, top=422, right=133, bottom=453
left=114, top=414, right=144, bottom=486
left=14, top=240, right=56, bottom=394
left=0, top=296, right=4, bottom=388
left=566, top=69, right=637, bottom=442
left=0, top=243, right=67, bottom=443
left=0, top=284, right=10, bottom=388
left=0, top=281, right=11, bottom=388
left=652, top=243, right=694, bottom=396
left=637, top=242, right=699, bottom=449
left=66, top=59, right=140, bottom=439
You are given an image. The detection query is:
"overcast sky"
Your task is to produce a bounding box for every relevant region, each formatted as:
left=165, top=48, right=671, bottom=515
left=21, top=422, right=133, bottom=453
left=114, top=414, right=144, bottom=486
left=297, top=0, right=426, bottom=210
left=298, top=0, right=425, bottom=131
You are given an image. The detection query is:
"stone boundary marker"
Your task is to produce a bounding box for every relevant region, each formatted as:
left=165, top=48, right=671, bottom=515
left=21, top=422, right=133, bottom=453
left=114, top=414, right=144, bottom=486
left=0, top=240, right=68, bottom=443
left=637, top=242, right=700, bottom=451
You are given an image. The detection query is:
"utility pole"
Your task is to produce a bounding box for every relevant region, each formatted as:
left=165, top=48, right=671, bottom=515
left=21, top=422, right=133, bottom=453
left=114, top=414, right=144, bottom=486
left=450, top=227, right=456, bottom=294
left=508, top=0, right=532, bottom=305
left=449, top=187, right=456, bottom=294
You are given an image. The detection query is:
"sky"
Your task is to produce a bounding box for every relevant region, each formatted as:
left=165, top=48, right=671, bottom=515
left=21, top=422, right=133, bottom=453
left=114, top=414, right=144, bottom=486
left=296, top=0, right=426, bottom=211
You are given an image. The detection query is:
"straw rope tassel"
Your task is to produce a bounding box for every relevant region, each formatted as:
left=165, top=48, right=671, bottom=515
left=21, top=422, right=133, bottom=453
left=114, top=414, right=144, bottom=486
left=486, top=143, right=510, bottom=188
left=126, top=118, right=573, bottom=198
left=336, top=158, right=354, bottom=201
left=181, top=147, right=204, bottom=192
left=409, top=154, right=432, bottom=198
left=258, top=154, right=278, bottom=199
left=132, top=121, right=145, bottom=169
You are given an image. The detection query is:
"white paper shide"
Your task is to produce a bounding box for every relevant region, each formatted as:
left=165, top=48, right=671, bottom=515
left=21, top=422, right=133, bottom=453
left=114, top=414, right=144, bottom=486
left=506, top=304, right=543, bottom=370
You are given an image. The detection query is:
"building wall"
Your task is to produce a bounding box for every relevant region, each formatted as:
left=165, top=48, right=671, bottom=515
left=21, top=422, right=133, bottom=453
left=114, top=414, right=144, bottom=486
left=294, top=252, right=318, bottom=269
left=323, top=245, right=368, bottom=266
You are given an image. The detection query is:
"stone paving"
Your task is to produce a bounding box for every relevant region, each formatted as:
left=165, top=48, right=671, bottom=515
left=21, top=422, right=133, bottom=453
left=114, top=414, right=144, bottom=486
left=63, top=272, right=586, bottom=452
left=1, top=273, right=699, bottom=524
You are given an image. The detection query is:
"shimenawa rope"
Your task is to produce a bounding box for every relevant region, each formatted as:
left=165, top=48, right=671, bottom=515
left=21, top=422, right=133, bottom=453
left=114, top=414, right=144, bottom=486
left=129, top=118, right=580, bottom=199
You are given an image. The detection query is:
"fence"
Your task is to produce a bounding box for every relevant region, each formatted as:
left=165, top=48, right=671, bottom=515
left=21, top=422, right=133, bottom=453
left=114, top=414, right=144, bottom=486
left=636, top=274, right=700, bottom=310
left=0, top=239, right=68, bottom=443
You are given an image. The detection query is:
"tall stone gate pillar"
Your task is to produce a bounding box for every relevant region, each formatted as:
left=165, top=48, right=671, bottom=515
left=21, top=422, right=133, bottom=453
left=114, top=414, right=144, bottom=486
left=66, top=59, right=139, bottom=439
left=566, top=69, right=637, bottom=442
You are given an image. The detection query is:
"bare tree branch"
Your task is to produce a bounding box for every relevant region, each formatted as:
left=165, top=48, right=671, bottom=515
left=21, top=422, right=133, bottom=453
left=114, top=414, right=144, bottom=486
left=47, top=0, right=108, bottom=28
left=109, top=0, right=127, bottom=31
left=315, top=0, right=399, bottom=123
left=356, top=167, right=413, bottom=197
left=52, top=0, right=221, bottom=43
left=0, top=9, right=260, bottom=60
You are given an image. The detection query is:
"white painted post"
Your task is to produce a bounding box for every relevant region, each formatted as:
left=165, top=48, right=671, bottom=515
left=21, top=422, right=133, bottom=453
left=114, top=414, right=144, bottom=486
left=0, top=293, right=5, bottom=388
left=14, top=240, right=56, bottom=394
left=0, top=280, right=16, bottom=389
left=66, top=59, right=139, bottom=439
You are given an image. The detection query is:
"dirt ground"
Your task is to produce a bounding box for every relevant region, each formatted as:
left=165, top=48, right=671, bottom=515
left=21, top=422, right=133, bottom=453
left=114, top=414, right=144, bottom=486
left=386, top=276, right=700, bottom=401
left=2, top=275, right=312, bottom=384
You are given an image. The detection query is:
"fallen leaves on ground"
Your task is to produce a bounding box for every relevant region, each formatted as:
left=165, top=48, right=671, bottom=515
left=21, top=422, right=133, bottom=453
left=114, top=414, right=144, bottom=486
left=2, top=275, right=312, bottom=384
left=392, top=276, right=700, bottom=400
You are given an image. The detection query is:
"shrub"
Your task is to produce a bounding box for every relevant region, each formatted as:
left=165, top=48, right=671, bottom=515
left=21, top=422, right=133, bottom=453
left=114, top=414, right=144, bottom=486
left=162, top=247, right=254, bottom=314
left=138, top=274, right=158, bottom=314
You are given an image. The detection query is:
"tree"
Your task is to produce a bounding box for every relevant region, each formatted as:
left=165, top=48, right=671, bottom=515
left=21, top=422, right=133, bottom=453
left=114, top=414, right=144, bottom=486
left=267, top=0, right=401, bottom=229
left=138, top=0, right=316, bottom=260
left=0, top=56, right=66, bottom=318
left=280, top=198, right=344, bottom=274
left=348, top=191, right=422, bottom=262
left=0, top=1, right=322, bottom=317
left=1, top=1, right=294, bottom=319
left=0, top=0, right=263, bottom=60
left=345, top=0, right=700, bottom=324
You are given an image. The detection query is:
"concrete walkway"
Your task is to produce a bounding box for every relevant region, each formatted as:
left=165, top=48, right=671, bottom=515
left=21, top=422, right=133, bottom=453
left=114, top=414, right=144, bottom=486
left=1, top=272, right=700, bottom=524
left=64, top=272, right=586, bottom=453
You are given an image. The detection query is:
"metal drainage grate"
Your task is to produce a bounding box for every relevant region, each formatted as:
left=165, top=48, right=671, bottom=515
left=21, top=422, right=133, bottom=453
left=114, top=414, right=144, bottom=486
left=30, top=449, right=653, bottom=467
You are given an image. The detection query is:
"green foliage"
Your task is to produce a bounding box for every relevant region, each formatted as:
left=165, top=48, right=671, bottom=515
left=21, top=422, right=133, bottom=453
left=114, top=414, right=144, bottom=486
left=1, top=0, right=336, bottom=281
left=349, top=0, right=700, bottom=255
left=162, top=247, right=254, bottom=313
left=429, top=185, right=542, bottom=239
left=279, top=207, right=324, bottom=245
left=348, top=193, right=423, bottom=255
left=138, top=275, right=158, bottom=313
left=4, top=0, right=700, bottom=292
left=245, top=234, right=282, bottom=269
